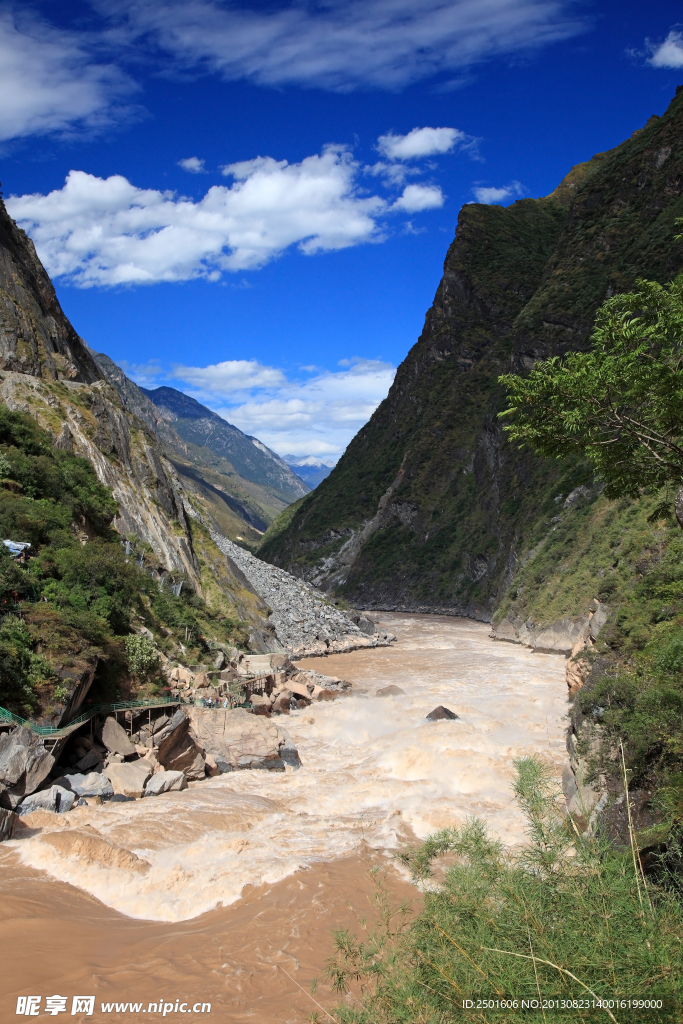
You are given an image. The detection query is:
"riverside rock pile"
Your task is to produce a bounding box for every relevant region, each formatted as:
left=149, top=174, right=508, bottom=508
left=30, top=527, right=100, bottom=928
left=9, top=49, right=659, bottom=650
left=212, top=533, right=396, bottom=657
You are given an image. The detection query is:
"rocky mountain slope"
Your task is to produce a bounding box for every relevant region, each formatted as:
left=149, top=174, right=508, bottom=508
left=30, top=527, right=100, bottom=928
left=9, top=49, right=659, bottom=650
left=142, top=385, right=308, bottom=500
left=91, top=351, right=299, bottom=544
left=260, top=89, right=683, bottom=639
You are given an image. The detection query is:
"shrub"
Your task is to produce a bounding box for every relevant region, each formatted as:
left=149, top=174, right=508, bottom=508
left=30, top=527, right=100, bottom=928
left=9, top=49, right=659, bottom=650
left=124, top=634, right=158, bottom=676
left=324, top=758, right=683, bottom=1023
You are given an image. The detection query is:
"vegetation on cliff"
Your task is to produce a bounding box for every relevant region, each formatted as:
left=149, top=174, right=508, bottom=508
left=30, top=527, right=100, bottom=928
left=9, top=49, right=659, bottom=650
left=260, top=89, right=683, bottom=623
left=0, top=406, right=246, bottom=720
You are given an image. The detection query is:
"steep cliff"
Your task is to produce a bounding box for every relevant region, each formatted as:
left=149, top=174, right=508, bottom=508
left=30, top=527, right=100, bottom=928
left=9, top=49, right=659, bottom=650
left=0, top=204, right=99, bottom=383
left=260, top=91, right=683, bottom=631
left=0, top=196, right=271, bottom=641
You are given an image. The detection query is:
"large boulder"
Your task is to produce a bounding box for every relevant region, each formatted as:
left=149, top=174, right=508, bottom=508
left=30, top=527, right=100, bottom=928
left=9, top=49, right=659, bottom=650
left=100, top=716, right=136, bottom=757
left=18, top=785, right=75, bottom=815
left=376, top=685, right=405, bottom=697
left=103, top=761, right=153, bottom=798
left=144, top=770, right=187, bottom=796
left=74, top=749, right=103, bottom=772
left=156, top=709, right=206, bottom=780
left=0, top=726, right=54, bottom=808
left=0, top=807, right=18, bottom=841
left=55, top=772, right=114, bottom=799
left=187, top=708, right=301, bottom=771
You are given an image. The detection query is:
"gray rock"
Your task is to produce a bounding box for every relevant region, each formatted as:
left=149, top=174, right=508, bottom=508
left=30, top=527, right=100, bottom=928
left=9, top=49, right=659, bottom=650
left=74, top=749, right=103, bottom=772
left=144, top=770, right=187, bottom=796
left=213, top=651, right=226, bottom=671
left=18, top=785, right=76, bottom=815
left=56, top=772, right=114, bottom=798
left=0, top=726, right=54, bottom=806
left=156, top=710, right=206, bottom=780
left=0, top=806, right=18, bottom=841
left=376, top=685, right=405, bottom=697
left=103, top=761, right=153, bottom=798
left=187, top=707, right=301, bottom=771
left=210, top=532, right=396, bottom=658
left=426, top=706, right=459, bottom=721
left=213, top=756, right=233, bottom=773
left=100, top=716, right=136, bottom=756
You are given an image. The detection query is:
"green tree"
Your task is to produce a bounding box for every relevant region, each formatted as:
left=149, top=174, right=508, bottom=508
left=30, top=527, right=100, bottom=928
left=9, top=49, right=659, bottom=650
left=499, top=277, right=683, bottom=526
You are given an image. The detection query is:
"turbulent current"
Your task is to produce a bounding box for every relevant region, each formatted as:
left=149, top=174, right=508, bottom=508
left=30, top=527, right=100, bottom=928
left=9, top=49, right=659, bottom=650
left=1, top=613, right=568, bottom=1022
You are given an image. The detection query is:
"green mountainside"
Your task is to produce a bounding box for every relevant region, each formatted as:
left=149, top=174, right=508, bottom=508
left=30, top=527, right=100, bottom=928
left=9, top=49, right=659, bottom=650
left=260, top=91, right=683, bottom=631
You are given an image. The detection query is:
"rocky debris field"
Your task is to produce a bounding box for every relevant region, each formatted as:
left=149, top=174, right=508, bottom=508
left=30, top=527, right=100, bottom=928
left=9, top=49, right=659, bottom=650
left=0, top=654, right=351, bottom=833
left=212, top=532, right=396, bottom=657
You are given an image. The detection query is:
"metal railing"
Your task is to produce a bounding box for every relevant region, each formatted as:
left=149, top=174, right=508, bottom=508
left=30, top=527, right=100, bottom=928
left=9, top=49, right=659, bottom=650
left=0, top=697, right=180, bottom=738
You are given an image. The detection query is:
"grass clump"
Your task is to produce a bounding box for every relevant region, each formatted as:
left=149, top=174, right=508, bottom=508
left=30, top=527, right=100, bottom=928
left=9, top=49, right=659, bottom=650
left=323, top=758, right=683, bottom=1023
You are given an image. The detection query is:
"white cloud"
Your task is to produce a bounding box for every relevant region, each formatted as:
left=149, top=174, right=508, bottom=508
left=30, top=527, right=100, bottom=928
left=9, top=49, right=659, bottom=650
left=7, top=149, right=390, bottom=286
left=7, top=139, right=449, bottom=286
left=392, top=184, right=444, bottom=212
left=131, top=356, right=396, bottom=458
left=171, top=359, right=286, bottom=393
left=647, top=29, right=683, bottom=68
left=472, top=180, right=524, bottom=204
left=378, top=126, right=465, bottom=160
left=108, top=0, right=586, bottom=92
left=0, top=10, right=136, bottom=142
left=178, top=156, right=206, bottom=172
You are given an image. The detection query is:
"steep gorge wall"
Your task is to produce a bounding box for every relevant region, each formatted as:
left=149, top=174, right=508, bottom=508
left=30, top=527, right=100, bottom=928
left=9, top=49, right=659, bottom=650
left=0, top=198, right=270, bottom=634
left=260, top=91, right=683, bottom=634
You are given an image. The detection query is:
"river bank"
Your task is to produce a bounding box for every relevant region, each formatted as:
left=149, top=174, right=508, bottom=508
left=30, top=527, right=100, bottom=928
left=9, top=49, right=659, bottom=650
left=1, top=613, right=568, bottom=1022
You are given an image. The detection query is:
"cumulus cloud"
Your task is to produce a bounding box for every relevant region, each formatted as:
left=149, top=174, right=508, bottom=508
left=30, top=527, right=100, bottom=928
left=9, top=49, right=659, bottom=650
left=392, top=184, right=444, bottom=212
left=127, top=356, right=396, bottom=457
left=7, top=140, right=449, bottom=287
left=171, top=359, right=286, bottom=393
left=107, top=0, right=586, bottom=92
left=180, top=358, right=396, bottom=457
left=178, top=156, right=206, bottom=172
left=647, top=29, right=683, bottom=68
left=472, top=180, right=524, bottom=204
left=0, top=9, right=136, bottom=142
left=378, top=126, right=465, bottom=160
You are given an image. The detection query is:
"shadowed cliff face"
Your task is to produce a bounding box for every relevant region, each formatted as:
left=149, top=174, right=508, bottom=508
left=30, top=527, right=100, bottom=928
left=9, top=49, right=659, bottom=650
left=259, top=91, right=683, bottom=623
left=0, top=201, right=100, bottom=383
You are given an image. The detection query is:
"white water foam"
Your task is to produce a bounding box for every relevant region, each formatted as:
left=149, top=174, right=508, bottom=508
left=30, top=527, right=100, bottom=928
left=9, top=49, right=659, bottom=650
left=14, top=614, right=568, bottom=921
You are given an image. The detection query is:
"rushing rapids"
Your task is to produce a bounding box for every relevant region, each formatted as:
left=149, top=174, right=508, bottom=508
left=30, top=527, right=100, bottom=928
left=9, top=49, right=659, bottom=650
left=1, top=613, right=567, bottom=1022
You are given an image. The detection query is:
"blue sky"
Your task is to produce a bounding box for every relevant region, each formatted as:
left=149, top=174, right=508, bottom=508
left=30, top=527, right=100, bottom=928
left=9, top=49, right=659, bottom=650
left=2, top=0, right=683, bottom=460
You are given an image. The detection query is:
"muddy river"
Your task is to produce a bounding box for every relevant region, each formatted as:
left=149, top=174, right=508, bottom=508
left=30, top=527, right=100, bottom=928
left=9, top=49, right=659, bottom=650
left=1, top=613, right=568, bottom=1022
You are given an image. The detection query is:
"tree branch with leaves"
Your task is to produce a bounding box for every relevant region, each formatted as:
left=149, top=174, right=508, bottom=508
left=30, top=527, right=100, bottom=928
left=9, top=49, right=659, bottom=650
left=499, top=276, right=683, bottom=526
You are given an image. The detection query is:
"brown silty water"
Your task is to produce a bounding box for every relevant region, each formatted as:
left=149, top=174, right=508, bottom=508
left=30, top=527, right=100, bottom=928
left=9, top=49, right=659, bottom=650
left=1, top=613, right=568, bottom=1022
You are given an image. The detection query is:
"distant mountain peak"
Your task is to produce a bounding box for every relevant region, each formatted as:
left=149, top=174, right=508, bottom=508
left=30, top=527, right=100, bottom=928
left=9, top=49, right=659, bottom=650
left=141, top=385, right=309, bottom=501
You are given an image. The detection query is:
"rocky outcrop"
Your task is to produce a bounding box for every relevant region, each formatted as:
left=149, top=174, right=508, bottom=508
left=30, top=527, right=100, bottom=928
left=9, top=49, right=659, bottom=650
left=211, top=533, right=396, bottom=657
left=155, top=709, right=206, bottom=780
left=144, top=770, right=187, bottom=796
left=491, top=600, right=609, bottom=657
left=18, top=784, right=75, bottom=815
left=187, top=707, right=300, bottom=771
left=103, top=761, right=153, bottom=798
left=0, top=199, right=100, bottom=383
left=0, top=726, right=54, bottom=808
left=0, top=806, right=18, bottom=841
left=100, top=717, right=136, bottom=757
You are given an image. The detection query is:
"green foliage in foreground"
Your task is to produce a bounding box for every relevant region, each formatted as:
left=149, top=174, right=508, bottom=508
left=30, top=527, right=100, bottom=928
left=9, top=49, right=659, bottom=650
left=500, top=278, right=683, bottom=523
left=323, top=760, right=683, bottom=1024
